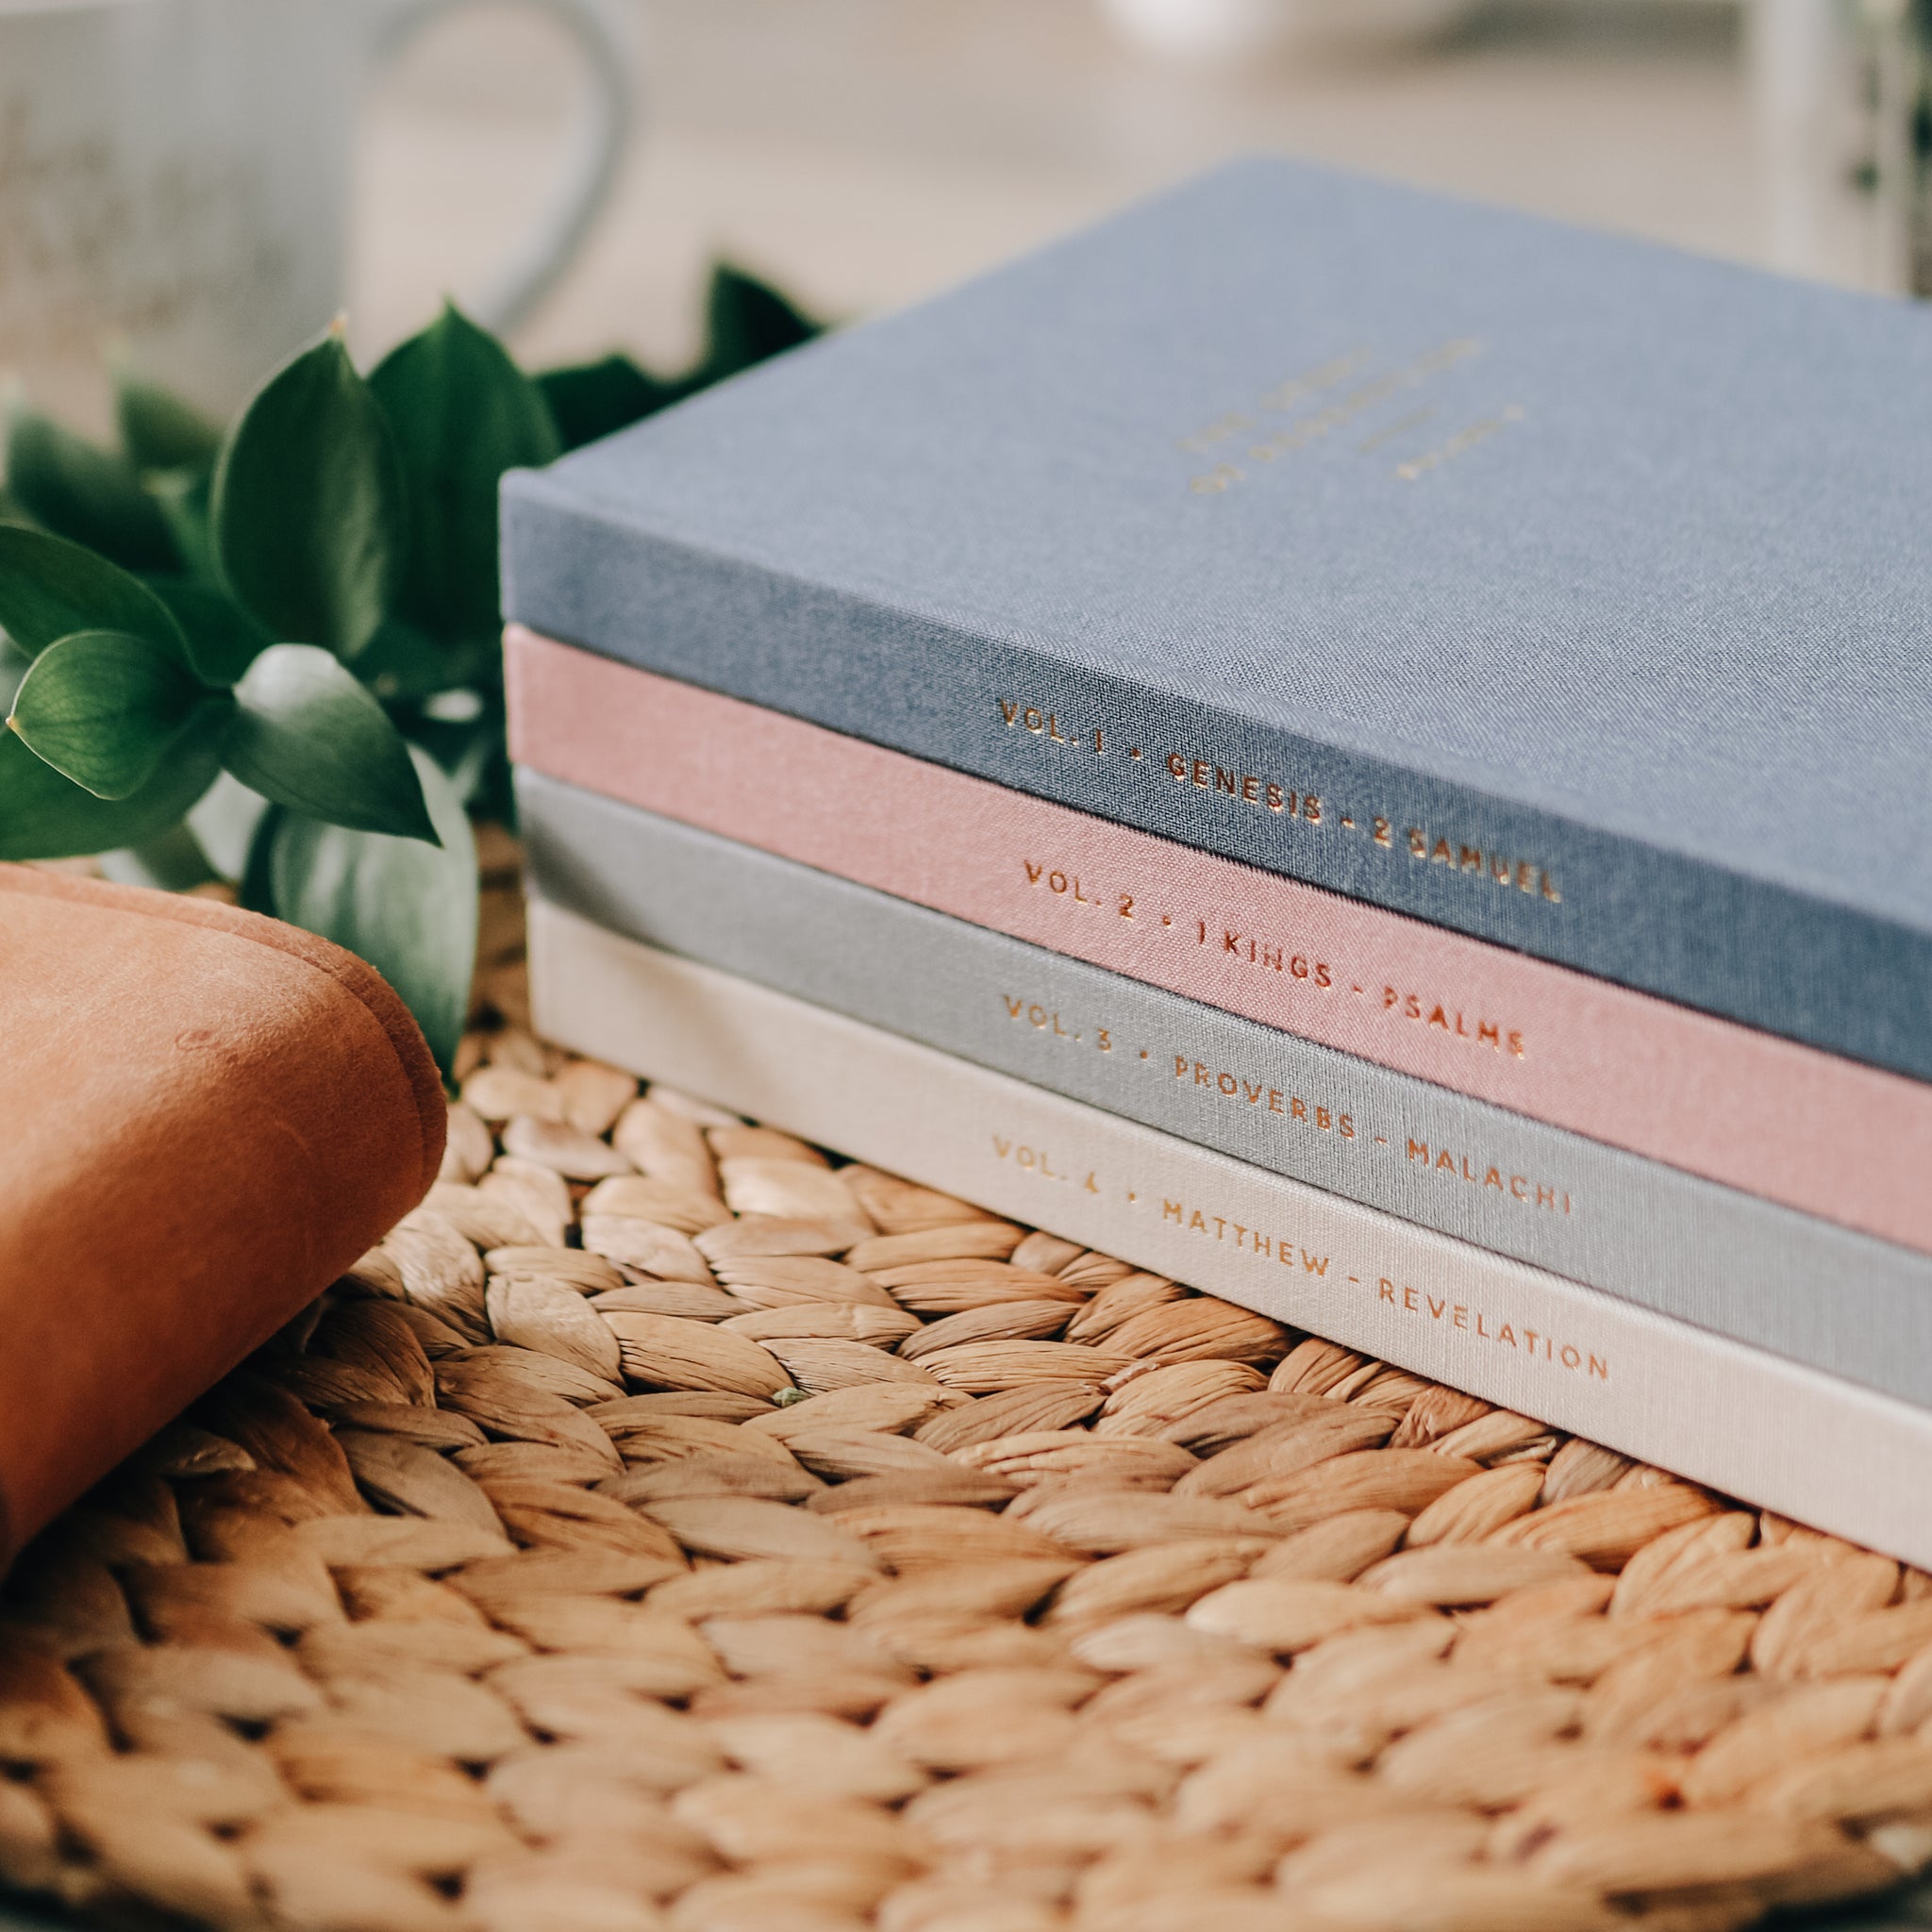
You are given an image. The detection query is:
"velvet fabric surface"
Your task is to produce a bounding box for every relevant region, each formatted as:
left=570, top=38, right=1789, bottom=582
left=0, top=866, right=444, bottom=1568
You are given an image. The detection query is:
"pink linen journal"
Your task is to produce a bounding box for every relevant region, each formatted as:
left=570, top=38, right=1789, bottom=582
left=507, top=625, right=1932, bottom=1257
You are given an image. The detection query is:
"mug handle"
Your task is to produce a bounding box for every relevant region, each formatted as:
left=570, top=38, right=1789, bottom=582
left=372, top=0, right=637, bottom=336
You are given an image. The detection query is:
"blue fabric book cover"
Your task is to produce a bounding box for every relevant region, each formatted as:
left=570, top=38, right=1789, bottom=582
left=502, top=158, right=1932, bottom=1078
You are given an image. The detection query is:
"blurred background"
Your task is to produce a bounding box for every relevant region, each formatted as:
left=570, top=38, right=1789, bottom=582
left=352, top=0, right=1928, bottom=374
left=8, top=0, right=1927, bottom=429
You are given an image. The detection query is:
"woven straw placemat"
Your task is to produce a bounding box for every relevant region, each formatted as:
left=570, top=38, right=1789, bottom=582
left=5, top=963, right=1932, bottom=1932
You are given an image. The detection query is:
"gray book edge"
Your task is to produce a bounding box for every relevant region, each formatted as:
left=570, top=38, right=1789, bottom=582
left=516, top=767, right=1932, bottom=1413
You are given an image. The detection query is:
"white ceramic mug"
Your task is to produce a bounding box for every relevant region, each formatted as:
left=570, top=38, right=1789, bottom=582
left=0, top=0, right=635, bottom=428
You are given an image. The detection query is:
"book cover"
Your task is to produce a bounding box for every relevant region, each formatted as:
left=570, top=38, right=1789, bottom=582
left=517, top=767, right=1932, bottom=1410
left=525, top=899, right=1932, bottom=1572
left=500, top=157, right=1932, bottom=1081
left=506, top=632, right=1932, bottom=1257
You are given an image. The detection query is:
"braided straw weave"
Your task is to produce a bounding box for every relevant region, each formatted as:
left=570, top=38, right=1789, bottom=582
left=6, top=1006, right=1932, bottom=1932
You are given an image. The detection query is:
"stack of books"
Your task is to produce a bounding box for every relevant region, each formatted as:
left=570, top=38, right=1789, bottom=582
left=501, top=159, right=1932, bottom=1566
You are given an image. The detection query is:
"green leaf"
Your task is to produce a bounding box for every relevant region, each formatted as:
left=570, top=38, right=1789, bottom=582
left=249, top=747, right=477, bottom=1074
left=114, top=368, right=224, bottom=475
left=697, top=262, right=823, bottom=383
left=404, top=684, right=507, bottom=813
left=8, top=629, right=225, bottom=799
left=224, top=642, right=438, bottom=842
left=186, top=771, right=271, bottom=882
left=146, top=577, right=272, bottom=685
left=357, top=615, right=497, bottom=704
left=535, top=352, right=673, bottom=451
left=0, top=523, right=194, bottom=661
left=370, top=303, right=560, bottom=648
left=142, top=466, right=218, bottom=584
left=4, top=406, right=179, bottom=572
left=0, top=637, right=26, bottom=712
left=211, top=331, right=406, bottom=658
left=0, top=708, right=224, bottom=860
left=98, top=821, right=220, bottom=892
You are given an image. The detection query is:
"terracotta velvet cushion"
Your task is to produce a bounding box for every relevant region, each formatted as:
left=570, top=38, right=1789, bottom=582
left=0, top=864, right=445, bottom=1567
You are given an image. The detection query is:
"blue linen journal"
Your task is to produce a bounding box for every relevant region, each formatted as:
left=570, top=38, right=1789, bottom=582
left=503, top=158, right=1932, bottom=1078
left=518, top=770, right=1932, bottom=1410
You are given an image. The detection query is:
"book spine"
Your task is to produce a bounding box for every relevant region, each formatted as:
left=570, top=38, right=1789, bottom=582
left=516, top=768, right=1932, bottom=1413
left=505, top=628, right=1932, bottom=1257
left=501, top=479, right=1932, bottom=1083
left=525, top=897, right=1932, bottom=1573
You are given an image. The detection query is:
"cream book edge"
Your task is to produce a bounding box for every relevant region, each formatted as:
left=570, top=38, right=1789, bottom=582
left=528, top=896, right=1932, bottom=1572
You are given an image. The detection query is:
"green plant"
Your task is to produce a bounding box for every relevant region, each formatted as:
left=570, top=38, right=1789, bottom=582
left=0, top=266, right=821, bottom=1074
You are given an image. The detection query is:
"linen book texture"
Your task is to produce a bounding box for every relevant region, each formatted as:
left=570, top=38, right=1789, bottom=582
left=516, top=769, right=1932, bottom=1410
left=525, top=900, right=1932, bottom=1572
left=501, top=157, right=1932, bottom=1078
left=505, top=635, right=1932, bottom=1258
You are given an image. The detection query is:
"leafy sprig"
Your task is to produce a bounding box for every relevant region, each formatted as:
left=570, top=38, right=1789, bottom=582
left=0, top=266, right=822, bottom=1073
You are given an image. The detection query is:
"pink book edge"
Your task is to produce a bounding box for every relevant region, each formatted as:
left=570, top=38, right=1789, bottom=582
left=507, top=625, right=1932, bottom=1257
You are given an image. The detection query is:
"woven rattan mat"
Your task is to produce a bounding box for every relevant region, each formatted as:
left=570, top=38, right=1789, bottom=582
left=7, top=982, right=1932, bottom=1932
